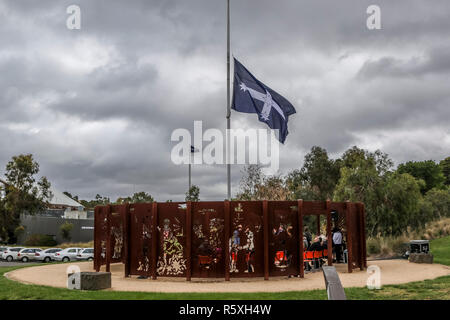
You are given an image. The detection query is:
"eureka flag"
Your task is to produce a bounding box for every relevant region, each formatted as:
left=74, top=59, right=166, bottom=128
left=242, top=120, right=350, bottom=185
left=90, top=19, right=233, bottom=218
left=231, top=58, right=296, bottom=143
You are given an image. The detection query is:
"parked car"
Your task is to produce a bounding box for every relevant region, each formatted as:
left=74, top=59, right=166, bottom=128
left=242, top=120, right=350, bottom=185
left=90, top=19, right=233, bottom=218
left=2, top=247, right=24, bottom=262
left=36, top=248, right=63, bottom=262
left=54, top=248, right=83, bottom=262
left=17, top=248, right=42, bottom=262
left=76, top=248, right=94, bottom=261
left=0, top=247, right=8, bottom=259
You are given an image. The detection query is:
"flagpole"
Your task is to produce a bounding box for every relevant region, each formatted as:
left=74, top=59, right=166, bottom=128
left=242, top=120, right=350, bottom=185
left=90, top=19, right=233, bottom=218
left=226, top=0, right=231, bottom=200
left=188, top=162, right=191, bottom=190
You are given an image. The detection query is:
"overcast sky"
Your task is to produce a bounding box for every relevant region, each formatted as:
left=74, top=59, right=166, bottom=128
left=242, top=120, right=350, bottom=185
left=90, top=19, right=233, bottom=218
left=1, top=0, right=449, bottom=202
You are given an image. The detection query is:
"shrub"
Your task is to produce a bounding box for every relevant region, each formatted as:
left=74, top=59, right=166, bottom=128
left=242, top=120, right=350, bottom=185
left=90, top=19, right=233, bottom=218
left=59, top=222, right=74, bottom=241
left=59, top=241, right=93, bottom=249
left=24, top=234, right=57, bottom=247
left=14, top=225, right=26, bottom=238
left=367, top=238, right=381, bottom=255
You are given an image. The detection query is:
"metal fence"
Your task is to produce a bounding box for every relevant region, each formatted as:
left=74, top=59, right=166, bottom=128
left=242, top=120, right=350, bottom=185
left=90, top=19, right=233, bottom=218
left=94, top=200, right=366, bottom=280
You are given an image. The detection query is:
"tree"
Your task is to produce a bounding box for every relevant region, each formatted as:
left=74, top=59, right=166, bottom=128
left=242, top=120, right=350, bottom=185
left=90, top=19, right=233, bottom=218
left=285, top=169, right=316, bottom=200
left=116, top=192, right=154, bottom=204
left=333, top=148, right=426, bottom=237
left=79, top=194, right=111, bottom=209
left=341, top=146, right=393, bottom=175
left=440, top=157, right=450, bottom=186
left=256, top=175, right=290, bottom=200
left=0, top=154, right=51, bottom=243
left=236, top=165, right=290, bottom=200
left=296, top=146, right=341, bottom=200
left=333, top=154, right=386, bottom=236
left=423, top=187, right=450, bottom=219
left=397, top=160, right=445, bottom=194
left=236, top=164, right=264, bottom=200
left=185, top=185, right=200, bottom=202
left=59, top=222, right=74, bottom=242
left=382, top=172, right=424, bottom=235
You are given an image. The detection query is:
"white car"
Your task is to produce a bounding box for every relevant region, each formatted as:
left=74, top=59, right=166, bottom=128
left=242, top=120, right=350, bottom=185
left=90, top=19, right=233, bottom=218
left=0, top=247, right=8, bottom=259
left=2, top=247, right=24, bottom=262
left=76, top=248, right=94, bottom=261
left=54, top=248, right=83, bottom=262
left=17, top=248, right=42, bottom=262
left=36, top=248, right=63, bottom=262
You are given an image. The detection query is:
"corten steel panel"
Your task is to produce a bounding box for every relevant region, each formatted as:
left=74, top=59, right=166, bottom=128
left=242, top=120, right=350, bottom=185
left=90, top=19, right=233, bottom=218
left=94, top=206, right=108, bottom=271
left=268, top=201, right=299, bottom=277
left=229, top=201, right=264, bottom=278
left=95, top=200, right=366, bottom=279
left=191, top=202, right=226, bottom=278
left=302, top=201, right=327, bottom=216
left=297, top=200, right=304, bottom=278
left=348, top=203, right=362, bottom=270
left=109, top=204, right=127, bottom=264
left=129, top=203, right=153, bottom=277
left=156, top=202, right=187, bottom=277
left=359, top=203, right=367, bottom=268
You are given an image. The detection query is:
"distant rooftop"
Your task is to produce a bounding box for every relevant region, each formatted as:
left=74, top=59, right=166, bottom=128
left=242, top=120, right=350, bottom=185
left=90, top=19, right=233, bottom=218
left=47, top=186, right=84, bottom=209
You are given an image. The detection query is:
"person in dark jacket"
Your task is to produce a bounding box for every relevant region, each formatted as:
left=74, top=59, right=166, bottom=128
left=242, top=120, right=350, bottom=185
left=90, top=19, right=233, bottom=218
left=304, top=226, right=312, bottom=248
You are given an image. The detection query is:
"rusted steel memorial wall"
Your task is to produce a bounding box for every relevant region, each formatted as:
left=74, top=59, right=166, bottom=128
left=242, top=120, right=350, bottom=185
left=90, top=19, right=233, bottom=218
left=94, top=200, right=366, bottom=280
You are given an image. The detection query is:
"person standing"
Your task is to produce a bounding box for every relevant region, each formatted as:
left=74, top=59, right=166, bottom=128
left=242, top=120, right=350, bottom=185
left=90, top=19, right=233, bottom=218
left=332, top=227, right=343, bottom=263
left=304, top=226, right=312, bottom=248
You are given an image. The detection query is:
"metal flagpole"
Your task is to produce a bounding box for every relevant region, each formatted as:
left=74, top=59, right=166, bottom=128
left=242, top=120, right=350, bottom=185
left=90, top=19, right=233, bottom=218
left=226, top=0, right=231, bottom=200
left=188, top=162, right=191, bottom=190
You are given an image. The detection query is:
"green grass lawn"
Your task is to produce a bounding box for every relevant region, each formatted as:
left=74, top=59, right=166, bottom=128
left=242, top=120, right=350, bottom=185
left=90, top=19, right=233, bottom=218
left=1, top=236, right=449, bottom=300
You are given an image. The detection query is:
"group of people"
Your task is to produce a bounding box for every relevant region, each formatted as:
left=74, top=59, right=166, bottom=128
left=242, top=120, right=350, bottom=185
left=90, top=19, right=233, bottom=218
left=302, top=226, right=344, bottom=271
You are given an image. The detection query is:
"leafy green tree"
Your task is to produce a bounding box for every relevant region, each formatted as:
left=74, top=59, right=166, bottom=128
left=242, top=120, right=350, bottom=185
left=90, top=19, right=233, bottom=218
left=236, top=165, right=290, bottom=200
left=78, top=194, right=110, bottom=209
left=423, top=187, right=450, bottom=219
left=333, top=148, right=426, bottom=237
left=333, top=155, right=386, bottom=236
left=285, top=169, right=316, bottom=200
left=342, top=146, right=393, bottom=175
left=296, top=146, right=341, bottom=200
left=440, top=157, right=450, bottom=186
left=236, top=164, right=264, bottom=200
left=116, top=192, right=154, bottom=204
left=397, top=160, right=445, bottom=194
left=59, top=222, right=74, bottom=242
left=382, top=172, right=424, bottom=235
left=185, top=185, right=200, bottom=202
left=0, top=154, right=51, bottom=243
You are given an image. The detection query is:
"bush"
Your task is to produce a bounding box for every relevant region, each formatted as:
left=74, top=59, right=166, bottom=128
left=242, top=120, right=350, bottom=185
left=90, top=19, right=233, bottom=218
left=59, top=222, right=74, bottom=241
left=14, top=225, right=26, bottom=238
left=389, top=236, right=408, bottom=255
left=59, top=241, right=94, bottom=249
left=367, top=238, right=381, bottom=255
left=24, top=234, right=57, bottom=247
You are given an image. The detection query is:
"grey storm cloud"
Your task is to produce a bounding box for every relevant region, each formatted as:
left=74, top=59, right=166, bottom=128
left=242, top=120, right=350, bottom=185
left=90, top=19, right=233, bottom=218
left=0, top=0, right=449, bottom=202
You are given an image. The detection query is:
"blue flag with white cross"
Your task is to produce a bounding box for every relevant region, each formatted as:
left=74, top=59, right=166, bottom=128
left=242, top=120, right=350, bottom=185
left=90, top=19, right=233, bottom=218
left=231, top=58, right=296, bottom=144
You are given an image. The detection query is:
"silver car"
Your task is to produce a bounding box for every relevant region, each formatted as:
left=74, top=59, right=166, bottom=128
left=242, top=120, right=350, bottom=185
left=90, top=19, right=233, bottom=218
left=54, top=247, right=83, bottom=262
left=17, top=248, right=42, bottom=262
left=76, top=248, right=94, bottom=261
left=36, top=248, right=63, bottom=262
left=2, top=247, right=24, bottom=262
